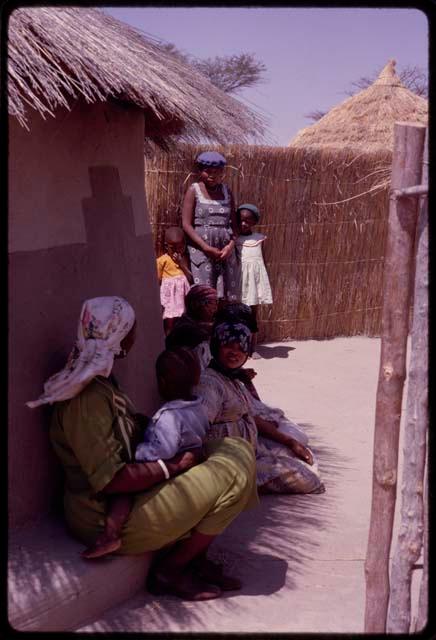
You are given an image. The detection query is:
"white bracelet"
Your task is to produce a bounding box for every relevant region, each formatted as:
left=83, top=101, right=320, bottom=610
left=157, top=458, right=170, bottom=480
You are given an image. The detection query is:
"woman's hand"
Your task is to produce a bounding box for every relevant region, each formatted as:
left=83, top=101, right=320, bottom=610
left=254, top=415, right=313, bottom=466
left=205, top=246, right=223, bottom=260
left=237, top=368, right=257, bottom=385
left=288, top=441, right=313, bottom=465
left=220, top=241, right=234, bottom=261
left=166, top=447, right=205, bottom=476
left=241, top=367, right=257, bottom=381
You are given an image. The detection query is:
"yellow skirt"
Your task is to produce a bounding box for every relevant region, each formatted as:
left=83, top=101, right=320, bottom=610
left=64, top=437, right=258, bottom=554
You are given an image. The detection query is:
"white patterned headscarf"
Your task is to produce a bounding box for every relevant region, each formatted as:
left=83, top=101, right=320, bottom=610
left=27, top=296, right=136, bottom=408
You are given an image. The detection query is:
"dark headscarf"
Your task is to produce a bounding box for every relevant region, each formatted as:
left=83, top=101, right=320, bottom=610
left=209, top=322, right=252, bottom=379
left=165, top=285, right=217, bottom=351
left=165, top=316, right=210, bottom=351
left=185, top=284, right=217, bottom=320
left=214, top=302, right=259, bottom=334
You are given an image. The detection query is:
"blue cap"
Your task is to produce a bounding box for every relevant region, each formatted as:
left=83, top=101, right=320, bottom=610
left=195, top=151, right=227, bottom=167
left=236, top=203, right=260, bottom=222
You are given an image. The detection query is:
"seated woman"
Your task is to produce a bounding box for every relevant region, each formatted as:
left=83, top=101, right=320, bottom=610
left=27, top=296, right=258, bottom=601
left=194, top=321, right=325, bottom=494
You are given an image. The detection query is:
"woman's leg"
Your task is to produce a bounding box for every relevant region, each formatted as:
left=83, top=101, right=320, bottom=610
left=223, top=248, right=241, bottom=302
left=190, top=253, right=215, bottom=288
left=148, top=531, right=222, bottom=600
left=256, top=436, right=324, bottom=494
left=117, top=438, right=257, bottom=598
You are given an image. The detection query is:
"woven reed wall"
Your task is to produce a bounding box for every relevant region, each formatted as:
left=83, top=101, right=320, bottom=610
left=145, top=144, right=391, bottom=342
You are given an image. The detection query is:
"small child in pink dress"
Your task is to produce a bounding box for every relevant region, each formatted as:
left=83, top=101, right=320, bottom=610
left=157, top=227, right=193, bottom=335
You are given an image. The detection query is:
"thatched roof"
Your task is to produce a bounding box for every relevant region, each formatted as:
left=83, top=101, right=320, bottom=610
left=7, top=7, right=266, bottom=146
left=290, top=60, right=427, bottom=151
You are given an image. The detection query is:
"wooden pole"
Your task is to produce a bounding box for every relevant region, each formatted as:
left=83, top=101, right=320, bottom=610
left=386, top=129, right=428, bottom=632
left=414, top=462, right=428, bottom=632
left=364, top=122, right=426, bottom=633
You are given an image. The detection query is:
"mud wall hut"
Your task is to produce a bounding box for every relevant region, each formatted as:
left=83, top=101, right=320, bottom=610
left=7, top=6, right=263, bottom=527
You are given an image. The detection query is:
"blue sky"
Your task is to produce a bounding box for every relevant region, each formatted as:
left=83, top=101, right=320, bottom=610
left=104, top=7, right=428, bottom=146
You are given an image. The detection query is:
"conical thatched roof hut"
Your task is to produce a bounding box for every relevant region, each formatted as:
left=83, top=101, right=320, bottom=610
left=289, top=60, right=427, bottom=150
left=7, top=6, right=265, bottom=145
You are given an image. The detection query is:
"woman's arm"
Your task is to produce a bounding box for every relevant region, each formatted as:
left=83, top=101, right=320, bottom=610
left=60, top=385, right=204, bottom=497
left=100, top=448, right=204, bottom=494
left=254, top=415, right=313, bottom=465
left=229, top=189, right=239, bottom=238
left=181, top=186, right=221, bottom=259
left=220, top=189, right=238, bottom=260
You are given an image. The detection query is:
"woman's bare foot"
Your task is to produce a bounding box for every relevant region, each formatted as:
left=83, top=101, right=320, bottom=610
left=194, top=556, right=242, bottom=591
left=147, top=568, right=221, bottom=601
left=81, top=534, right=121, bottom=559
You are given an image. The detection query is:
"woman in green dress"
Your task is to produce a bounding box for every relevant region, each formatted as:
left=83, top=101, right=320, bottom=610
left=27, top=296, right=257, bottom=601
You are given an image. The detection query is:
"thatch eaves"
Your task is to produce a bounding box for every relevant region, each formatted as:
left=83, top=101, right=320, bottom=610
left=7, top=7, right=266, bottom=146
left=289, top=60, right=427, bottom=151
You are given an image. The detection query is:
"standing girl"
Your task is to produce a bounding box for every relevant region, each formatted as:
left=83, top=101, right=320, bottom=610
left=235, top=204, right=272, bottom=358
left=157, top=226, right=193, bottom=335
left=181, top=151, right=241, bottom=303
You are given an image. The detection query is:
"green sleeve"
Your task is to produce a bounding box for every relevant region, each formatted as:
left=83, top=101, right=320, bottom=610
left=61, top=385, right=126, bottom=494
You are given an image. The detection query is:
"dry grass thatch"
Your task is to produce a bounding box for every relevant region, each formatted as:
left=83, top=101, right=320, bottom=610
left=145, top=143, right=393, bottom=341
left=290, top=60, right=428, bottom=151
left=7, top=7, right=266, bottom=146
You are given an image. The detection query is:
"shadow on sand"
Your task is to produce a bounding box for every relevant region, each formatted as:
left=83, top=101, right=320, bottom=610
left=255, top=344, right=295, bottom=359
left=79, top=420, right=352, bottom=632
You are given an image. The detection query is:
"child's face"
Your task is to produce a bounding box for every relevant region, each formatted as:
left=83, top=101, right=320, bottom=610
left=199, top=166, right=225, bottom=188
left=239, top=210, right=257, bottom=235
left=166, top=238, right=185, bottom=257
left=218, top=342, right=247, bottom=370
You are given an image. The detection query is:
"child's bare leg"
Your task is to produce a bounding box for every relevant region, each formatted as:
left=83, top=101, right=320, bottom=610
left=81, top=495, right=133, bottom=559
left=164, top=317, right=176, bottom=336
left=250, top=306, right=261, bottom=358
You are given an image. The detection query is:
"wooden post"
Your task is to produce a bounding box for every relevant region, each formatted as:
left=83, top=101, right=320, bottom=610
left=386, top=129, right=428, bottom=632
left=364, top=122, right=426, bottom=633
left=414, top=463, right=428, bottom=632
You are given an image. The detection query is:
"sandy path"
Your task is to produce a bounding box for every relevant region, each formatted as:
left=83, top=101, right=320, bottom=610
left=78, top=336, right=422, bottom=633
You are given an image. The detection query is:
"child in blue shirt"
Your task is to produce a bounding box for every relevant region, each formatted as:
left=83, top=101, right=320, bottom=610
left=82, top=347, right=208, bottom=559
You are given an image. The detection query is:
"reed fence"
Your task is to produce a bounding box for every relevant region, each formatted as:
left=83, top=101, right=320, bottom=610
left=145, top=144, right=392, bottom=342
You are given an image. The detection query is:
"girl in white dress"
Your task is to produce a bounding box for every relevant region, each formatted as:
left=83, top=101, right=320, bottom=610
left=235, top=204, right=272, bottom=358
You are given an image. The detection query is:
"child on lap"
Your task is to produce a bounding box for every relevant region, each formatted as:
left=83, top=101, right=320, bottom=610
left=82, top=347, right=207, bottom=559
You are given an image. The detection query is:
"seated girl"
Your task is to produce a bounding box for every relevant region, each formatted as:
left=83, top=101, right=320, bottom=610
left=82, top=347, right=208, bottom=560
left=165, top=284, right=218, bottom=370
left=195, top=321, right=325, bottom=494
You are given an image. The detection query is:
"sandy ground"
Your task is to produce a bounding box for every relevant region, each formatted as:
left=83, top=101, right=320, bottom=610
left=77, top=336, right=423, bottom=633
